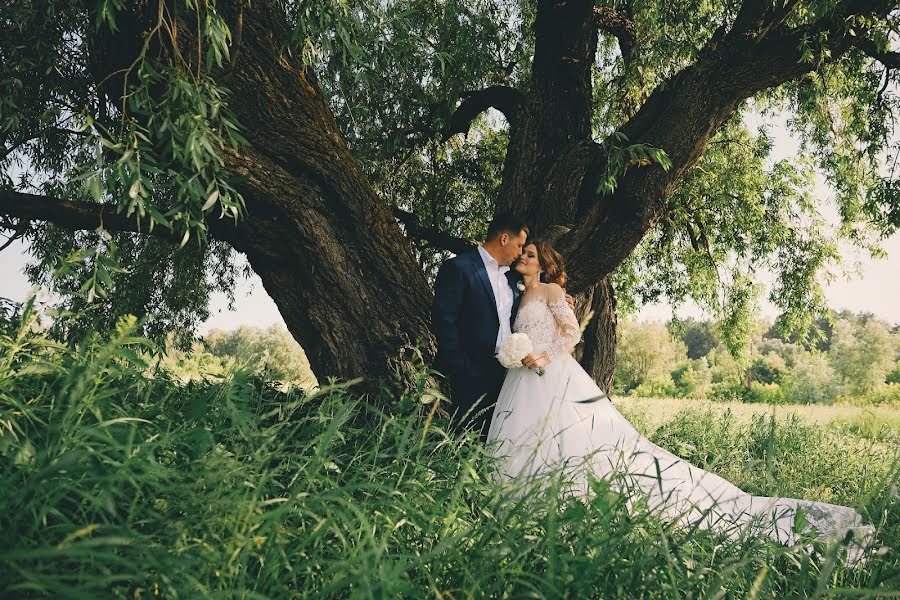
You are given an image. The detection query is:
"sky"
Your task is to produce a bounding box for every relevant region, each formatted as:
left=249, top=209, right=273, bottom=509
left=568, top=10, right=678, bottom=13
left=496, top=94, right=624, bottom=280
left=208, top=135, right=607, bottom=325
left=1, top=115, right=898, bottom=330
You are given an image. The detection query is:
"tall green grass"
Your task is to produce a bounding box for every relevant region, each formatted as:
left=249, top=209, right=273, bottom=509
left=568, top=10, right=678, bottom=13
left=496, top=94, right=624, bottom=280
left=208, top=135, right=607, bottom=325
left=1, top=306, right=897, bottom=598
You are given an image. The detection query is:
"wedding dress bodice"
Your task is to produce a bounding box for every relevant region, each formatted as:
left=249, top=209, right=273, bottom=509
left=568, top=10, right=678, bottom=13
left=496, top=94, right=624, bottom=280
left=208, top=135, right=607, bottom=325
left=513, top=288, right=580, bottom=361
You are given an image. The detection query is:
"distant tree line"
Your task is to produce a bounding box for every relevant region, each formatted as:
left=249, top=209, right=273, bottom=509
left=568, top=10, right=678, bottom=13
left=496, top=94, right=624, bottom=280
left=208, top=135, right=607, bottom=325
left=615, top=311, right=900, bottom=405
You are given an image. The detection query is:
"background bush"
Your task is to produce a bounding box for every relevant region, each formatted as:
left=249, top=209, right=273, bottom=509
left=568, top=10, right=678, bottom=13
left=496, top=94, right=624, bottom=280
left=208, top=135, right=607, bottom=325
left=614, top=311, right=899, bottom=407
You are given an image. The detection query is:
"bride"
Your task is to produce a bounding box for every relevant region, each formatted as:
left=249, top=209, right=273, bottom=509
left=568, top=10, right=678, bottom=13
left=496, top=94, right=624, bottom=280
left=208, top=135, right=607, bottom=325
left=486, top=239, right=873, bottom=557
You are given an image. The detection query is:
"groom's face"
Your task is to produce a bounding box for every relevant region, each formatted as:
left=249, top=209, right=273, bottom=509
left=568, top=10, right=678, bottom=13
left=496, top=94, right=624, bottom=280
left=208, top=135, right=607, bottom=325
left=498, top=229, right=528, bottom=266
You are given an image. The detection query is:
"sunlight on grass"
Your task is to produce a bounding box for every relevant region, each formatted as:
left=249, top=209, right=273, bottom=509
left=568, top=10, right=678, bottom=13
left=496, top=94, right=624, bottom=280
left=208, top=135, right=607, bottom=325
left=620, top=396, right=900, bottom=433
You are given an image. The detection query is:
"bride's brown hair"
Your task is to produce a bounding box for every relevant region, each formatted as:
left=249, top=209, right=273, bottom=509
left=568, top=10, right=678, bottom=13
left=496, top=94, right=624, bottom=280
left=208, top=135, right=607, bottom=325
left=531, top=239, right=567, bottom=288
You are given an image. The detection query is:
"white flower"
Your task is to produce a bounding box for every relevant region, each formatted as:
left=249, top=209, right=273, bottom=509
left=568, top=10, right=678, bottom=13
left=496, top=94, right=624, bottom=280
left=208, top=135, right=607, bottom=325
left=497, top=332, right=532, bottom=369
left=516, top=280, right=526, bottom=292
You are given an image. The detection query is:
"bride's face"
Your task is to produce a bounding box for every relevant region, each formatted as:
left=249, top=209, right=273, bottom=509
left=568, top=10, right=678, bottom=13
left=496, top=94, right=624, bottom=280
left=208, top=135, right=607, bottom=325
left=514, top=244, right=541, bottom=277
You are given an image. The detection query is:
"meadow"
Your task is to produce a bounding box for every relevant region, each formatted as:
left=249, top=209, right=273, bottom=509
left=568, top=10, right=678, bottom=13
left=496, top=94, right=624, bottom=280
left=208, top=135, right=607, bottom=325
left=0, top=309, right=898, bottom=598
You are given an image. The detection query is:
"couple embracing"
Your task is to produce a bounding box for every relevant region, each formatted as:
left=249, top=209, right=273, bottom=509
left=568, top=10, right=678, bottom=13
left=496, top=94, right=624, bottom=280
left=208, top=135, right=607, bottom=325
left=431, top=213, right=872, bottom=561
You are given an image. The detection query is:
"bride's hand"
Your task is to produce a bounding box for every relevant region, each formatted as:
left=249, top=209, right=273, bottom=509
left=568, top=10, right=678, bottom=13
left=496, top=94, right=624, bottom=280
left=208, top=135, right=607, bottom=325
left=521, top=352, right=550, bottom=370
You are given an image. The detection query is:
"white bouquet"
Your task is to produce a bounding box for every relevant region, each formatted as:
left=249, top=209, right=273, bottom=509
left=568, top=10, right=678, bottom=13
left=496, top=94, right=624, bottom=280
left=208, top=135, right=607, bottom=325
left=497, top=332, right=545, bottom=376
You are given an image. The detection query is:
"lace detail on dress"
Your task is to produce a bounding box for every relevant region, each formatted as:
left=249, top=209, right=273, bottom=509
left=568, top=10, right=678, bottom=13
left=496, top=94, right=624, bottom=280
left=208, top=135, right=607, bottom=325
left=513, top=289, right=581, bottom=362
left=547, top=296, right=580, bottom=360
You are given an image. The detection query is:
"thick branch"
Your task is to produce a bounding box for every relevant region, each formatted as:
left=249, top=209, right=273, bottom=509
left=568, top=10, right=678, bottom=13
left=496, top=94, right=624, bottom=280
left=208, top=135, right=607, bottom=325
left=442, top=85, right=524, bottom=140
left=731, top=0, right=775, bottom=38
left=593, top=6, right=636, bottom=63
left=0, top=190, right=236, bottom=245
left=558, top=0, right=897, bottom=293
left=393, top=208, right=475, bottom=254
left=850, top=36, right=900, bottom=68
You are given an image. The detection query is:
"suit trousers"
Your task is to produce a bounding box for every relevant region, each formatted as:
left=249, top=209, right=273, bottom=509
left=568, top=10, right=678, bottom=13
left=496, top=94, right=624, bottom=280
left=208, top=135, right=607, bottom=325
left=448, top=362, right=506, bottom=442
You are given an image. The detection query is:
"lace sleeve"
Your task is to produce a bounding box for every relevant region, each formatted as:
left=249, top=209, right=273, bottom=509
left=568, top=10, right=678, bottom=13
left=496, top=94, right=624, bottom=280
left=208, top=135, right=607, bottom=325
left=547, top=291, right=580, bottom=360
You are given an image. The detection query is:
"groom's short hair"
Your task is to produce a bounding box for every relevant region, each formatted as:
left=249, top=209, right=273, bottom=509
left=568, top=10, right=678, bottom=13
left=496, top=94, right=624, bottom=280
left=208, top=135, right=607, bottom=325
left=485, top=213, right=528, bottom=241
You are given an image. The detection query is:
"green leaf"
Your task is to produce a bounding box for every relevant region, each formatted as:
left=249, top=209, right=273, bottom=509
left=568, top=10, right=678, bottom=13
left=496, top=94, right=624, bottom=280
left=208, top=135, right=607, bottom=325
left=201, top=190, right=220, bottom=211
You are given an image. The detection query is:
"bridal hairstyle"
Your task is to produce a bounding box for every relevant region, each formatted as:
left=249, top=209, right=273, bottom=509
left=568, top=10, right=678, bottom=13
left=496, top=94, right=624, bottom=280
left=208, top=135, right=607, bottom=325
left=485, top=213, right=529, bottom=241
left=532, top=239, right=568, bottom=288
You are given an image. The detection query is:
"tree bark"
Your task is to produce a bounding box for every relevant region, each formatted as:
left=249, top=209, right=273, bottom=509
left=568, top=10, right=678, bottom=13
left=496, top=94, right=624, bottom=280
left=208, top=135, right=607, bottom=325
left=496, top=0, right=598, bottom=225
left=218, top=4, right=440, bottom=387
left=572, top=277, right=618, bottom=393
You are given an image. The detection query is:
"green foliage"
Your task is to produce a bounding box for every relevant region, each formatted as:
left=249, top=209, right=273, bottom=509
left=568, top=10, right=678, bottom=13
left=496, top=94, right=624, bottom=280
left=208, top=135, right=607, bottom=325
left=780, top=350, right=840, bottom=404
left=1, top=0, right=249, bottom=336
left=26, top=228, right=241, bottom=342
left=838, top=384, right=900, bottom=408
left=620, top=310, right=900, bottom=407
left=610, top=118, right=842, bottom=346
left=614, top=321, right=687, bottom=393
left=887, top=366, right=900, bottom=386
left=744, top=382, right=788, bottom=405
left=295, top=0, right=526, bottom=174
left=719, top=274, right=761, bottom=364
left=387, top=128, right=509, bottom=280
left=0, top=307, right=897, bottom=597
left=595, top=132, right=672, bottom=195
left=672, top=317, right=718, bottom=360
left=749, top=352, right=789, bottom=385
left=670, top=358, right=713, bottom=397
left=205, top=325, right=317, bottom=390
left=829, top=317, right=897, bottom=395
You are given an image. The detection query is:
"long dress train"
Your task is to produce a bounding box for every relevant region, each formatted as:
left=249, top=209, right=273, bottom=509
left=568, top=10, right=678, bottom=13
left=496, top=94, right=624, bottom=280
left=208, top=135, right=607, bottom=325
left=486, top=286, right=873, bottom=559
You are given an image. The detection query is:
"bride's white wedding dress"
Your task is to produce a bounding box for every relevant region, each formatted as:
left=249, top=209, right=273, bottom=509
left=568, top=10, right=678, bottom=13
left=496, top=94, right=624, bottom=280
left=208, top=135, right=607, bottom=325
left=486, top=284, right=873, bottom=557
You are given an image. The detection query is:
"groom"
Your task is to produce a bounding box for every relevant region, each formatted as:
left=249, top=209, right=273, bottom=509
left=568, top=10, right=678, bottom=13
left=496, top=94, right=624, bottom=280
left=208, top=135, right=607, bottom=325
left=432, top=213, right=528, bottom=437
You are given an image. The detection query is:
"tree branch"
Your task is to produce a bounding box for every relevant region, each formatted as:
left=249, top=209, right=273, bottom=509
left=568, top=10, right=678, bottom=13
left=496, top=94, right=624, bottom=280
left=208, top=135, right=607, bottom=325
left=441, top=86, right=524, bottom=140
left=850, top=35, right=900, bottom=68
left=393, top=208, right=475, bottom=254
left=0, top=189, right=238, bottom=245
left=730, top=0, right=775, bottom=38
left=593, top=6, right=636, bottom=63
left=557, top=0, right=898, bottom=293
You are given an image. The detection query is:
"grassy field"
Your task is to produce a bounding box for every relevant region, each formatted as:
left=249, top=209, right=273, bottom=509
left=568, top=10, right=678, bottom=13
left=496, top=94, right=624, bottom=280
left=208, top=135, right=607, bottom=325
left=1, top=315, right=898, bottom=598
left=619, top=396, right=900, bottom=443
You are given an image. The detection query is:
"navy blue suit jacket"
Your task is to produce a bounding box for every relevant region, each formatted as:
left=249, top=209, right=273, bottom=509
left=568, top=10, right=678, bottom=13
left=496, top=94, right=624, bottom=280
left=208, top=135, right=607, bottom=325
left=432, top=250, right=522, bottom=419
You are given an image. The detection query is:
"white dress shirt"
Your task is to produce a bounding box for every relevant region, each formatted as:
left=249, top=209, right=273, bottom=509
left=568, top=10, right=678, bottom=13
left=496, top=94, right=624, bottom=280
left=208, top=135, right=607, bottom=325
left=477, top=245, right=514, bottom=352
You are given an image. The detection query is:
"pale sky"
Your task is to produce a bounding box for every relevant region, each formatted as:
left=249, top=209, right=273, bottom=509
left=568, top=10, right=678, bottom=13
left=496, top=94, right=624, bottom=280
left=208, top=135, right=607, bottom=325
left=1, top=115, right=898, bottom=329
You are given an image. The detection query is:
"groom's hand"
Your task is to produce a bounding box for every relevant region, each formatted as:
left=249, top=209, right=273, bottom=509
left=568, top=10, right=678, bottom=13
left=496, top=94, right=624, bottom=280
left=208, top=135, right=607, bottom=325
left=563, top=290, right=575, bottom=311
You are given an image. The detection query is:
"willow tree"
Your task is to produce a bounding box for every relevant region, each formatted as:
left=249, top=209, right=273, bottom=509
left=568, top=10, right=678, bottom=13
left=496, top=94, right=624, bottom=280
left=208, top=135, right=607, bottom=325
left=1, top=1, right=897, bottom=388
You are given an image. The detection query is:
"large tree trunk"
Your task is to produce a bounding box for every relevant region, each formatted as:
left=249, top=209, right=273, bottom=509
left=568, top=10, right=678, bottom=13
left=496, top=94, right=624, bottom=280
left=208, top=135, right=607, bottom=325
left=218, top=7, right=434, bottom=386
left=493, top=0, right=617, bottom=387
left=573, top=277, right=618, bottom=393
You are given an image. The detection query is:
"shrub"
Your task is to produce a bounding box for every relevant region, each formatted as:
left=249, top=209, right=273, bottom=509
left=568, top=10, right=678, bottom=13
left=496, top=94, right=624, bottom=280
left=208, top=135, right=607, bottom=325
left=629, top=377, right=679, bottom=398
left=708, top=382, right=748, bottom=402
left=782, top=351, right=840, bottom=404
left=744, top=381, right=787, bottom=404
left=670, top=358, right=713, bottom=398
left=205, top=325, right=317, bottom=389
left=886, top=365, right=900, bottom=385
left=614, top=321, right=688, bottom=392
left=748, top=352, right=788, bottom=385
left=829, top=318, right=897, bottom=395
left=838, top=383, right=900, bottom=407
